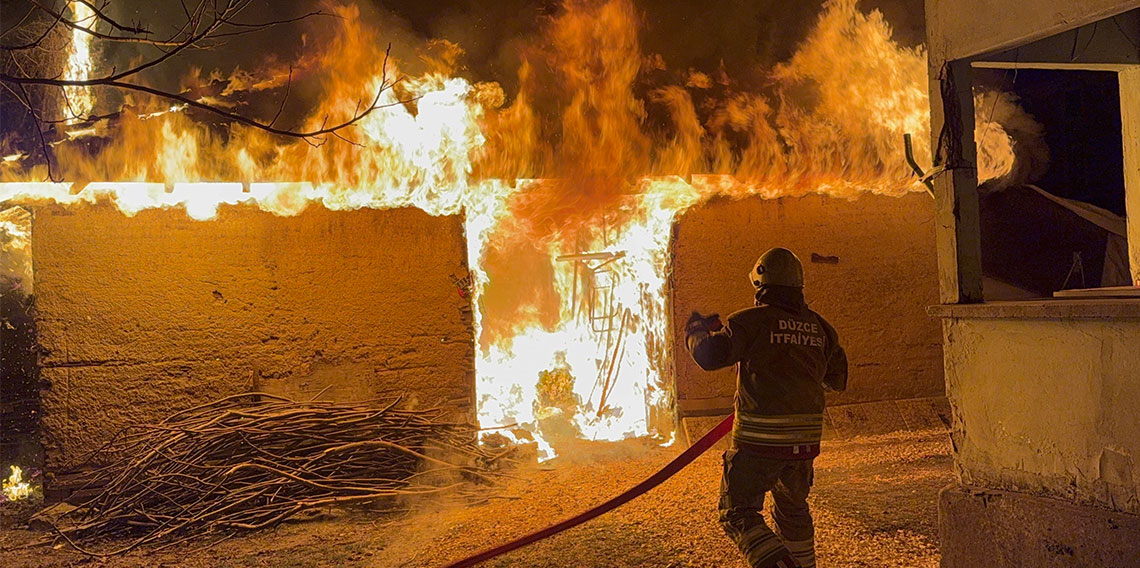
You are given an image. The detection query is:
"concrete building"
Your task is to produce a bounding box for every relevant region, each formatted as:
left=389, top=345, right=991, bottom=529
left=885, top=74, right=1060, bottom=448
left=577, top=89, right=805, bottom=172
left=924, top=1, right=1140, bottom=564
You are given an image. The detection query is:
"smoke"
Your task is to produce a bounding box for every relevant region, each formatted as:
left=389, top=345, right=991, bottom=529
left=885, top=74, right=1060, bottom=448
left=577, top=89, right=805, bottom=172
left=974, top=89, right=1050, bottom=190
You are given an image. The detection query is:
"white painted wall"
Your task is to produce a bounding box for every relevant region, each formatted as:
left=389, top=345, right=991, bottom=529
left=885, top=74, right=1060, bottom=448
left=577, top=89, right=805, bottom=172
left=943, top=317, right=1140, bottom=513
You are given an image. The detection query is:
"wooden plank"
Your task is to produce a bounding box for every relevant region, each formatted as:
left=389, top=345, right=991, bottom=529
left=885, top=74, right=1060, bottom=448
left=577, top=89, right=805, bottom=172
left=973, top=62, right=1135, bottom=71
left=972, top=12, right=1140, bottom=69
left=1053, top=286, right=1140, bottom=298
left=928, top=60, right=984, bottom=304
left=1121, top=67, right=1140, bottom=285
left=925, top=0, right=1137, bottom=62
left=927, top=299, right=1140, bottom=319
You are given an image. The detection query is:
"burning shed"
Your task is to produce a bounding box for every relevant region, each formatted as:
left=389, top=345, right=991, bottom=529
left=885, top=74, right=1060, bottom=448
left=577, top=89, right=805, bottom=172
left=0, top=0, right=975, bottom=471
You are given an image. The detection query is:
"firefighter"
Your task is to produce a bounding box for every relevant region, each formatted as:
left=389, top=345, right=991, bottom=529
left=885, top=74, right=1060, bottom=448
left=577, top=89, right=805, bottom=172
left=685, top=247, right=847, bottom=568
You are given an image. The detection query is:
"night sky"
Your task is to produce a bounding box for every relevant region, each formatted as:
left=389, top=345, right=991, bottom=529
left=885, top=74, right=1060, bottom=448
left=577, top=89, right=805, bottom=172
left=23, top=0, right=924, bottom=95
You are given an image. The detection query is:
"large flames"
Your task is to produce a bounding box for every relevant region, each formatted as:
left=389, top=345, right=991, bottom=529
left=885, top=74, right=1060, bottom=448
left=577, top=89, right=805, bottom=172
left=0, top=0, right=1026, bottom=458
left=63, top=1, right=96, bottom=120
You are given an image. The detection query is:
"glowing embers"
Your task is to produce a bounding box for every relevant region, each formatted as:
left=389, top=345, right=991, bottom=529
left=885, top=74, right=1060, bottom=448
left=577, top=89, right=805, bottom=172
left=535, top=361, right=581, bottom=442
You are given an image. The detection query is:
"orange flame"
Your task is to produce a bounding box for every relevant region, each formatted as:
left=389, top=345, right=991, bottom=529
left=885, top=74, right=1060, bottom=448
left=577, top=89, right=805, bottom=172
left=2, top=465, right=32, bottom=501
left=63, top=1, right=96, bottom=120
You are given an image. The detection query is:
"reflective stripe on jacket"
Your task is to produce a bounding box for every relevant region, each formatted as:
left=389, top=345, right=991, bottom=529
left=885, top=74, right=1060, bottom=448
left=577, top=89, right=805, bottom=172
left=734, top=413, right=823, bottom=447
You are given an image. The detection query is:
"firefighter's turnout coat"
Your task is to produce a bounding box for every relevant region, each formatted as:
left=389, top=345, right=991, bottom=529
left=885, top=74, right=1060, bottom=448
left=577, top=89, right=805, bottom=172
left=686, top=286, right=848, bottom=458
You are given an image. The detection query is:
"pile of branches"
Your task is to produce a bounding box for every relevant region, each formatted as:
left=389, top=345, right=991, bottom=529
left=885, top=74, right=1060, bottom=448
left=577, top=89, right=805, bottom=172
left=50, top=393, right=505, bottom=555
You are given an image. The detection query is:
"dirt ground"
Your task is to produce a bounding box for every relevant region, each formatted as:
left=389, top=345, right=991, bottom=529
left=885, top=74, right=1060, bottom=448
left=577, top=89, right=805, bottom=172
left=1, top=427, right=952, bottom=567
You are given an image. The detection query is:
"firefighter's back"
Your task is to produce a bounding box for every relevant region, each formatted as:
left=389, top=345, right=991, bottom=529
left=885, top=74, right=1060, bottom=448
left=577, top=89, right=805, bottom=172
left=726, top=301, right=840, bottom=457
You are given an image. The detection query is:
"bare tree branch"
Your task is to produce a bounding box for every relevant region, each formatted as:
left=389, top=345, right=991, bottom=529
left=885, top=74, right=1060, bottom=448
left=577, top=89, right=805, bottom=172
left=0, top=6, right=66, bottom=51
left=268, top=65, right=292, bottom=128
left=3, top=0, right=335, bottom=51
left=14, top=82, right=58, bottom=181
left=73, top=0, right=151, bottom=35
left=7, top=0, right=186, bottom=47
left=1, top=44, right=399, bottom=139
left=0, top=6, right=40, bottom=39
left=1, top=1, right=406, bottom=161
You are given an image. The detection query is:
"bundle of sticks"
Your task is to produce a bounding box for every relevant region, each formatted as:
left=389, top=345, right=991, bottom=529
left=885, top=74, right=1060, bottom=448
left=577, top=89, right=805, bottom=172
left=51, top=393, right=504, bottom=555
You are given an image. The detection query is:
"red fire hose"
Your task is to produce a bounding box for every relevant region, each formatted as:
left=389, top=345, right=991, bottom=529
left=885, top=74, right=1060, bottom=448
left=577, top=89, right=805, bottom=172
left=442, top=413, right=735, bottom=568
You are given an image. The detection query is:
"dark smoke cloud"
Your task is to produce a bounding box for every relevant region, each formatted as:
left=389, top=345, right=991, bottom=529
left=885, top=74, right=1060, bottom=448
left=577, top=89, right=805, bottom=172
left=373, top=0, right=924, bottom=91
left=16, top=0, right=925, bottom=121
left=100, top=3, right=413, bottom=80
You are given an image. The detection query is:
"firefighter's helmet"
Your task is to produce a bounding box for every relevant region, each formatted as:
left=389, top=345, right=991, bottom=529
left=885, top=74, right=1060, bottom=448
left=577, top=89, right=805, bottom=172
left=749, top=247, right=804, bottom=288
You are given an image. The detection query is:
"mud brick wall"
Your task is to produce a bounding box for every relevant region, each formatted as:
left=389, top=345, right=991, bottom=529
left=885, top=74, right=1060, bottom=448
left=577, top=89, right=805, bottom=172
left=671, top=192, right=943, bottom=414
left=31, top=202, right=473, bottom=470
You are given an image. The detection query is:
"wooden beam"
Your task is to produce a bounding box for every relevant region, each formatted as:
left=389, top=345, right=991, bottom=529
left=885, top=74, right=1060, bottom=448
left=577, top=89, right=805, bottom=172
left=1121, top=67, right=1140, bottom=284
left=929, top=60, right=984, bottom=304
left=973, top=11, right=1140, bottom=68
left=972, top=62, right=1136, bottom=71
left=925, top=0, right=1138, bottom=62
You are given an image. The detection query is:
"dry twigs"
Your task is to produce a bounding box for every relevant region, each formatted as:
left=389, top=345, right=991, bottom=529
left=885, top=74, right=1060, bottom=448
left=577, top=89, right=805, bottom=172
left=49, top=393, right=504, bottom=556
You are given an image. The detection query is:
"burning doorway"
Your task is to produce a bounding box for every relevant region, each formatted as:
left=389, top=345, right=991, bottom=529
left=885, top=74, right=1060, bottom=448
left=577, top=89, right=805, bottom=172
left=1, top=207, right=41, bottom=502
left=466, top=178, right=694, bottom=459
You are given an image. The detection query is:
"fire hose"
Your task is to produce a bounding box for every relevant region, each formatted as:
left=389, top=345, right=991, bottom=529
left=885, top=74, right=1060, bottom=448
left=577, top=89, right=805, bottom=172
left=442, top=412, right=735, bottom=568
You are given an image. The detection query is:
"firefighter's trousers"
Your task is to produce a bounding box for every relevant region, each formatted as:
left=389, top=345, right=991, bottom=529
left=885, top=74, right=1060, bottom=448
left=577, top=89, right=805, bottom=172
left=719, top=448, right=816, bottom=568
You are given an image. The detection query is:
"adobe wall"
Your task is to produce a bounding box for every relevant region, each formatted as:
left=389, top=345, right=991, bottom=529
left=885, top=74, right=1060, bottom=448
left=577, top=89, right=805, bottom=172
left=671, top=192, right=944, bottom=416
left=31, top=202, right=473, bottom=470
left=941, top=316, right=1140, bottom=514
left=935, top=313, right=1140, bottom=565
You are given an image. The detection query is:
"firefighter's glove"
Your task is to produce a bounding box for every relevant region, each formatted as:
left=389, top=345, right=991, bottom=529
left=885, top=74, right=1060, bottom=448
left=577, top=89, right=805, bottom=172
left=685, top=311, right=723, bottom=335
